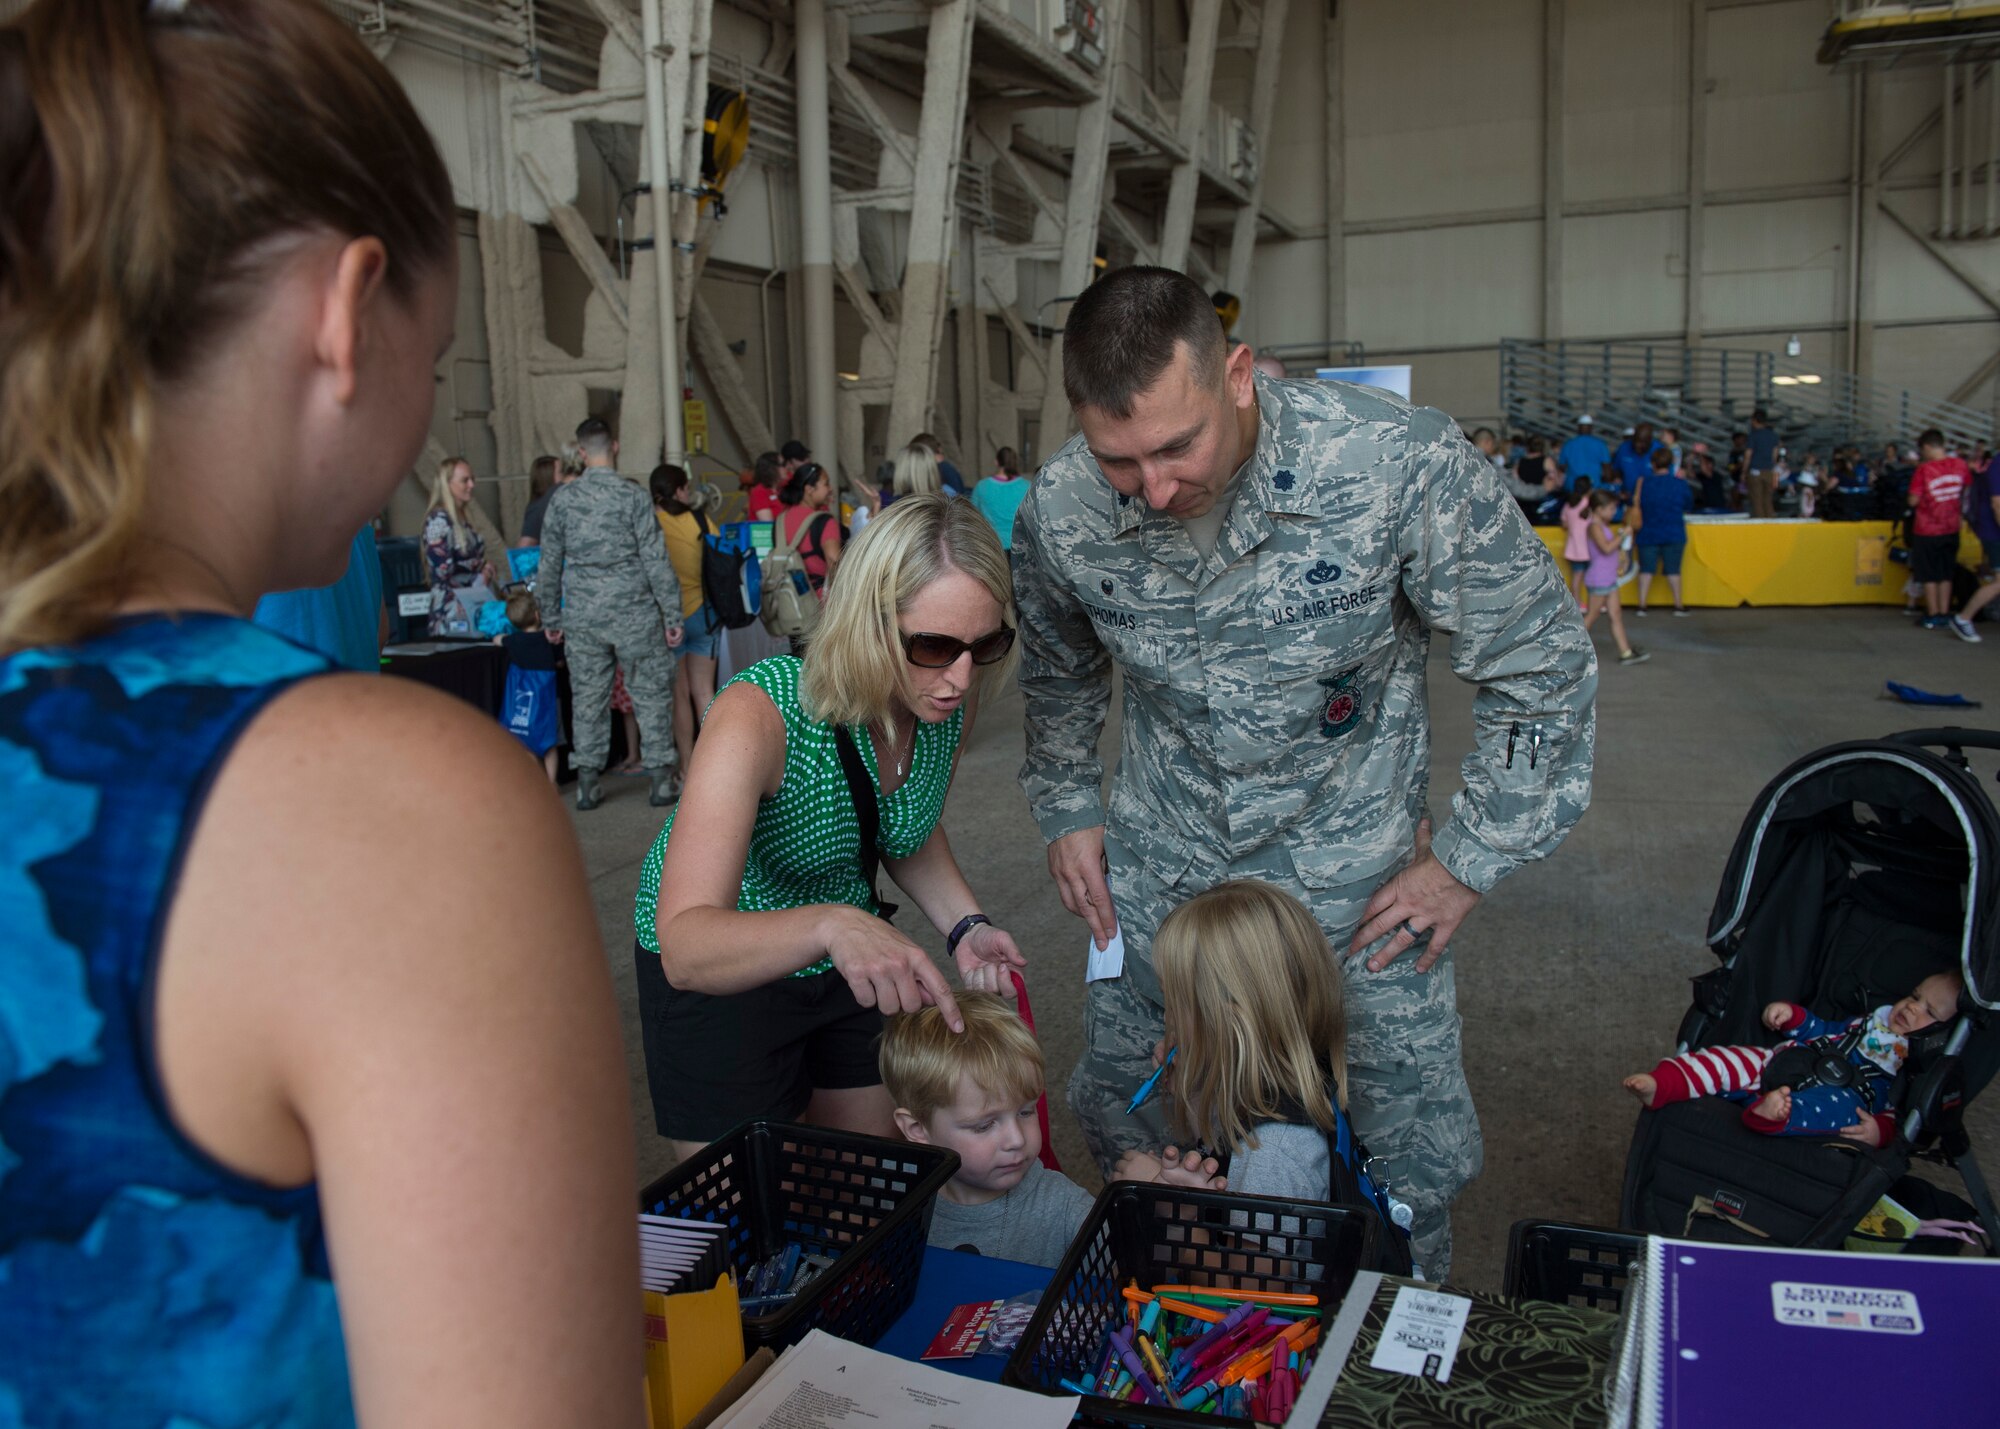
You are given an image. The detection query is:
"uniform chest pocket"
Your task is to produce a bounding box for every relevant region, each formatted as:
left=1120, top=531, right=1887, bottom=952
left=1260, top=617, right=1396, bottom=747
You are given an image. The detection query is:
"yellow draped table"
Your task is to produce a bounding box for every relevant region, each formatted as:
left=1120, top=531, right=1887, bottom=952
left=1535, top=518, right=1983, bottom=608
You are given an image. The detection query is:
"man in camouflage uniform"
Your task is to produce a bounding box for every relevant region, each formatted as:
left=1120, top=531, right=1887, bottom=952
left=1013, top=268, right=1597, bottom=1279
left=540, top=418, right=685, bottom=811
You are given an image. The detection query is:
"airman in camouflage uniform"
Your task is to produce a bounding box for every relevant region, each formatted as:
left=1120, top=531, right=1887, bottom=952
left=540, top=449, right=685, bottom=809
left=1014, top=368, right=1598, bottom=1280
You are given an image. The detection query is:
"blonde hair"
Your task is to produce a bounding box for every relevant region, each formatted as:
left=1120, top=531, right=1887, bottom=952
left=880, top=991, right=1043, bottom=1123
left=430, top=456, right=471, bottom=545
left=799, top=494, right=1016, bottom=729
left=1154, top=880, right=1348, bottom=1155
left=892, top=443, right=941, bottom=499
left=559, top=441, right=586, bottom=478
left=0, top=0, right=454, bottom=655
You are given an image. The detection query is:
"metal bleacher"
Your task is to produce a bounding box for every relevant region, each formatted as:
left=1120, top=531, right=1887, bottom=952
left=1500, top=337, right=1997, bottom=455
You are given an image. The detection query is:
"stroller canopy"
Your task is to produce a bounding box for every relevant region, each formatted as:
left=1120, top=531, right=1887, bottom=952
left=1706, top=731, right=2000, bottom=1012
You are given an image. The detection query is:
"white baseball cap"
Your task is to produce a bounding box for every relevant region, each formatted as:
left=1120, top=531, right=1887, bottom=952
left=1577, top=414, right=1595, bottom=425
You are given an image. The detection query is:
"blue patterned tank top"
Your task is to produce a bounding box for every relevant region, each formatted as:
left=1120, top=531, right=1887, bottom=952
left=0, top=614, right=355, bottom=1427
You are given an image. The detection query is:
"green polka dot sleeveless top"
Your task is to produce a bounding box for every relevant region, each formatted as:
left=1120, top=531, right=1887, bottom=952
left=634, top=655, right=964, bottom=976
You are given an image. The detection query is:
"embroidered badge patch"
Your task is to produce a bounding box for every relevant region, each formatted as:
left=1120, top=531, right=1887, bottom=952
left=1102, top=579, right=1115, bottom=595
left=1317, top=666, right=1364, bottom=738
left=1273, top=469, right=1297, bottom=491
left=1305, top=560, right=1342, bottom=586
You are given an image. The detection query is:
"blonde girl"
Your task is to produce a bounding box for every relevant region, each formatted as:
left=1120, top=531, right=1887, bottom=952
left=1115, top=880, right=1349, bottom=1199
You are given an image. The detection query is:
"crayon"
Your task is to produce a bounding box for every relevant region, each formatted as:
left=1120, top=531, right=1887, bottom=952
left=1151, top=1285, right=1320, bottom=1308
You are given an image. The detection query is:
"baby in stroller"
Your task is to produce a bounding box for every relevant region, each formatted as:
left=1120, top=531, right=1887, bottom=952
left=1624, top=971, right=1963, bottom=1147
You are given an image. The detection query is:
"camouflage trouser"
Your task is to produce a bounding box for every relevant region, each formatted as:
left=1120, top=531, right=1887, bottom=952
left=1065, top=831, right=1482, bottom=1280
left=566, top=624, right=676, bottom=774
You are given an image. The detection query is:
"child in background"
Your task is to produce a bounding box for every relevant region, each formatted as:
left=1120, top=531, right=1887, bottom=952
left=1560, top=477, right=1595, bottom=607
left=880, top=991, right=1095, bottom=1269
left=1581, top=488, right=1648, bottom=665
left=971, top=446, right=1030, bottom=551
left=1907, top=428, right=1972, bottom=636
left=496, top=591, right=563, bottom=782
left=1112, top=880, right=1356, bottom=1202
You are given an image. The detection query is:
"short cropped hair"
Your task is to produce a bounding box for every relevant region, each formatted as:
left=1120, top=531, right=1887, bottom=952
left=1919, top=427, right=1946, bottom=450
left=799, top=494, right=1015, bottom=729
left=505, top=590, right=540, bottom=629
left=1062, top=266, right=1226, bottom=418
left=753, top=450, right=782, bottom=489
left=575, top=417, right=614, bottom=460
left=1650, top=446, right=1673, bottom=469
left=880, top=991, right=1043, bottom=1122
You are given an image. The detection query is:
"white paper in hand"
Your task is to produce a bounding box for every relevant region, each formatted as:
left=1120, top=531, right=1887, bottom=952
left=1085, top=927, right=1125, bottom=983
left=1367, top=1285, right=1471, bottom=1384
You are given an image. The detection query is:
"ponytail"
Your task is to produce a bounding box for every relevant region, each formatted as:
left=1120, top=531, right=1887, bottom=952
left=0, top=0, right=454, bottom=653
left=0, top=0, right=177, bottom=653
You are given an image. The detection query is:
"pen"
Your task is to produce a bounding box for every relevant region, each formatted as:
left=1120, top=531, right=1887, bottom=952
left=1125, top=1048, right=1176, bottom=1115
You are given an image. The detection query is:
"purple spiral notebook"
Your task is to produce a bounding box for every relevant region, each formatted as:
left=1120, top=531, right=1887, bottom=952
left=1636, top=1237, right=1999, bottom=1427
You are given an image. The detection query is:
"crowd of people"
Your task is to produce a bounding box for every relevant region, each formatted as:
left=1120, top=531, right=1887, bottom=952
left=1465, top=412, right=2000, bottom=652
left=393, top=413, right=1047, bottom=814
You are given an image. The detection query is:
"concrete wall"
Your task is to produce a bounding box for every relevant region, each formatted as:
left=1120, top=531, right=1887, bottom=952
left=1245, top=0, right=2000, bottom=431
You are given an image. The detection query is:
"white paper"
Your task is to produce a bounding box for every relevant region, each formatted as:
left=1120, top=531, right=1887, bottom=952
left=709, top=1329, right=1077, bottom=1429
left=1770, top=1280, right=1924, bottom=1334
left=1085, top=927, right=1125, bottom=983
left=1366, top=1285, right=1471, bottom=1385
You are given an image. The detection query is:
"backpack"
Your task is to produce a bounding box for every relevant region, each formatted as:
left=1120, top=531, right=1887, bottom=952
left=759, top=511, right=830, bottom=640
left=694, top=510, right=758, bottom=629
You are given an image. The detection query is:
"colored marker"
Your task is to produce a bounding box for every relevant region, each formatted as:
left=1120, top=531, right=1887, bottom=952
left=1125, top=1047, right=1176, bottom=1115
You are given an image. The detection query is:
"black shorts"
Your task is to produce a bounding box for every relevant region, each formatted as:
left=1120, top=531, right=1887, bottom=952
left=1911, top=533, right=1960, bottom=584
left=633, top=941, right=884, bottom=1142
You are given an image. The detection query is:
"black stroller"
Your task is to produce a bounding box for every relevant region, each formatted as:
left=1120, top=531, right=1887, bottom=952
left=1621, top=728, right=2000, bottom=1254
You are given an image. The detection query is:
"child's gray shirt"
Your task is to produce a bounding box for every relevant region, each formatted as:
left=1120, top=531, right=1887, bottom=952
left=926, top=1162, right=1096, bottom=1269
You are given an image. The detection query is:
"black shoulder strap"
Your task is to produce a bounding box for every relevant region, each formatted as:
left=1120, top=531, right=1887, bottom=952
left=694, top=507, right=712, bottom=536
left=832, top=725, right=898, bottom=922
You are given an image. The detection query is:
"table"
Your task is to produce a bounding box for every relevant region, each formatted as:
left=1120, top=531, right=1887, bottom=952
left=874, top=1247, right=1052, bottom=1382
left=1534, top=519, right=1982, bottom=608
left=381, top=639, right=506, bottom=717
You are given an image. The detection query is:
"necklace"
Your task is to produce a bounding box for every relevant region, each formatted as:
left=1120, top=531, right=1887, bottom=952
left=880, top=715, right=913, bottom=783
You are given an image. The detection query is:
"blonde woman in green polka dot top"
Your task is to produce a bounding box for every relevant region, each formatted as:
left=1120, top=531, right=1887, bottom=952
left=633, top=496, right=1029, bottom=1160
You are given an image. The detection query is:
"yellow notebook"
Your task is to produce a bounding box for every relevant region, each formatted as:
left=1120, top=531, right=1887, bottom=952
left=642, top=1276, right=745, bottom=1429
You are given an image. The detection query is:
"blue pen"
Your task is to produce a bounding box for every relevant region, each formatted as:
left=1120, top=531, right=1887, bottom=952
left=1126, top=1047, right=1177, bottom=1115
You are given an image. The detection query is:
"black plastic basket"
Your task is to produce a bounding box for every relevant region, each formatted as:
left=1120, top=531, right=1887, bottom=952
left=1503, top=1219, right=1643, bottom=1313
left=638, top=1120, right=957, bottom=1352
left=1002, top=1183, right=1378, bottom=1427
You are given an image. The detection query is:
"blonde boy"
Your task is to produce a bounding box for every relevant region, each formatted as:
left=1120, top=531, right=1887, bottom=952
left=881, top=991, right=1095, bottom=1269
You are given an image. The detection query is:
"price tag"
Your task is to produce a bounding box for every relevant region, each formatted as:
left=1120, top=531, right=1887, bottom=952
left=1368, top=1285, right=1470, bottom=1384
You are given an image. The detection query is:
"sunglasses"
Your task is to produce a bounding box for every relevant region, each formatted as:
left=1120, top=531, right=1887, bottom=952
left=900, top=625, right=1016, bottom=668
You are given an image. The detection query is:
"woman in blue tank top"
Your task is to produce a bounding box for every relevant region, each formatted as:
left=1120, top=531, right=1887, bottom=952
left=0, top=2, right=641, bottom=1424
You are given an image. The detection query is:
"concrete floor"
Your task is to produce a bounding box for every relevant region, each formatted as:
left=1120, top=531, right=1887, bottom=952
left=575, top=606, right=2000, bottom=1291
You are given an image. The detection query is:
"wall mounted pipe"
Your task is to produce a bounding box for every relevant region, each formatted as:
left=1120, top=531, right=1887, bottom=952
left=641, top=0, right=687, bottom=460
left=795, top=0, right=839, bottom=484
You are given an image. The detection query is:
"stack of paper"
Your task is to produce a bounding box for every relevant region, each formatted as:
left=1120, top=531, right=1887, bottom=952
left=1614, top=1237, right=1997, bottom=1427
left=705, top=1330, right=1078, bottom=1429
left=639, top=1215, right=731, bottom=1296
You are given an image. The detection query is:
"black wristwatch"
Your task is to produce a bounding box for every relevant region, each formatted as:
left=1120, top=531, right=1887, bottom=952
left=945, top=913, right=991, bottom=957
